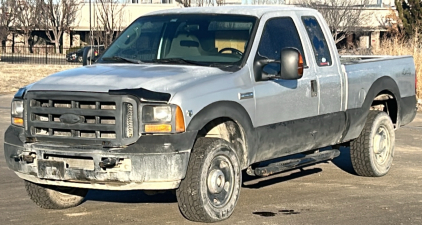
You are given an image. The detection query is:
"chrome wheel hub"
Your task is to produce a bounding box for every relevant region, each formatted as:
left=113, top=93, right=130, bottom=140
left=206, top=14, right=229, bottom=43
left=208, top=169, right=225, bottom=194
left=373, top=126, right=390, bottom=164
left=206, top=155, right=234, bottom=207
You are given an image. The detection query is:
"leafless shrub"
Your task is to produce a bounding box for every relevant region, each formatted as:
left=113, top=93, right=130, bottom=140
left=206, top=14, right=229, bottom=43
left=372, top=36, right=422, bottom=99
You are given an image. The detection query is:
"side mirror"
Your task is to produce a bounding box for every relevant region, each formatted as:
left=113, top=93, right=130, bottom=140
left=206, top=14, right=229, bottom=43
left=279, top=48, right=304, bottom=80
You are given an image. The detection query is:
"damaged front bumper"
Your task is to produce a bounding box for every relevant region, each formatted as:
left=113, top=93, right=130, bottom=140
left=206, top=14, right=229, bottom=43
left=4, top=125, right=196, bottom=190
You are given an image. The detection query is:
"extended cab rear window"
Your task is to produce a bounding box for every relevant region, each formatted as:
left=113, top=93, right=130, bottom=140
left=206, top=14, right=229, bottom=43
left=302, top=16, right=332, bottom=67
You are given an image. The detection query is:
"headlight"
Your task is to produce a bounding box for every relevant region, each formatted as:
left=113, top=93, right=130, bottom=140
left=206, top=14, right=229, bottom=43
left=143, top=105, right=172, bottom=122
left=142, top=105, right=185, bottom=133
left=11, top=100, right=24, bottom=127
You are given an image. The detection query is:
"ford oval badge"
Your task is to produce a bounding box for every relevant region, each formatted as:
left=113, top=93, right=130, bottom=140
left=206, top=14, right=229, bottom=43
left=60, top=114, right=83, bottom=124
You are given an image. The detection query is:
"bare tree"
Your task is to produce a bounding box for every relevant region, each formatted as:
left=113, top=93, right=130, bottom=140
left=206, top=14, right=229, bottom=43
left=294, top=0, right=370, bottom=44
left=0, top=0, right=16, bottom=43
left=40, top=0, right=80, bottom=53
left=94, top=0, right=127, bottom=48
left=14, top=0, right=39, bottom=53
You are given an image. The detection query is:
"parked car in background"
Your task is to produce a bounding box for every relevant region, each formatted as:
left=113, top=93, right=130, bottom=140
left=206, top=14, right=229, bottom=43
left=66, top=45, right=105, bottom=63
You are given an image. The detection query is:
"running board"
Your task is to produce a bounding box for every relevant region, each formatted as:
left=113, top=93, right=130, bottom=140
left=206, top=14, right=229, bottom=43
left=254, top=149, right=340, bottom=177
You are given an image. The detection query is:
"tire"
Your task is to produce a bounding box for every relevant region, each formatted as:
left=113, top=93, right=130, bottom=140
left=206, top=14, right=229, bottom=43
left=77, top=56, right=83, bottom=63
left=176, top=137, right=242, bottom=223
left=25, top=180, right=88, bottom=209
left=350, top=111, right=395, bottom=177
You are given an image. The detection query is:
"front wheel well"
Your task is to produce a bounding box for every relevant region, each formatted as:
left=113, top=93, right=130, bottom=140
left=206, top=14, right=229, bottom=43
left=371, top=91, right=398, bottom=126
left=196, top=118, right=248, bottom=169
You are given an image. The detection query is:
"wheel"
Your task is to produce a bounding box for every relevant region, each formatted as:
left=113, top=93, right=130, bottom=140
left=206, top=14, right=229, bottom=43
left=77, top=56, right=83, bottom=63
left=176, top=137, right=241, bottom=222
left=218, top=48, right=243, bottom=56
left=350, top=111, right=395, bottom=177
left=25, top=180, right=88, bottom=209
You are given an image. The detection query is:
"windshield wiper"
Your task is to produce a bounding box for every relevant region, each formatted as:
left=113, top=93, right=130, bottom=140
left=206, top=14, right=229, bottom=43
left=153, top=58, right=205, bottom=66
left=102, top=56, right=143, bottom=64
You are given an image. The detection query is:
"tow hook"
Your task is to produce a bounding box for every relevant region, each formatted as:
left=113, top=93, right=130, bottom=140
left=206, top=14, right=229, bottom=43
left=99, top=158, right=117, bottom=169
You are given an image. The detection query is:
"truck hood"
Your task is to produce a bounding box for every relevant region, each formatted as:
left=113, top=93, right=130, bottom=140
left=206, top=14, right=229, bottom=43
left=28, top=64, right=230, bottom=95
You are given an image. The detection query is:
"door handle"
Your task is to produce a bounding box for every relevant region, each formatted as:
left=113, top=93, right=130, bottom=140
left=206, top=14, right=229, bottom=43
left=311, top=80, right=317, bottom=97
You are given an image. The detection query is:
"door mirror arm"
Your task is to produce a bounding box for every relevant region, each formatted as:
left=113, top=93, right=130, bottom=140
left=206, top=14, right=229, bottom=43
left=253, top=54, right=280, bottom=81
left=254, top=48, right=304, bottom=81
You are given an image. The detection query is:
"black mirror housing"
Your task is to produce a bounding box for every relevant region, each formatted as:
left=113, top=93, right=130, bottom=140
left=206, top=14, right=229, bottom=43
left=279, top=48, right=304, bottom=80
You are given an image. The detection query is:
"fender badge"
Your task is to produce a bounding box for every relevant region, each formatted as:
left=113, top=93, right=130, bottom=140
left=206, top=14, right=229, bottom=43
left=239, top=92, right=254, bottom=100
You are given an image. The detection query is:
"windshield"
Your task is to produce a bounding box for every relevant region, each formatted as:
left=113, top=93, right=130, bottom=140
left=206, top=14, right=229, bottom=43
left=99, top=14, right=257, bottom=69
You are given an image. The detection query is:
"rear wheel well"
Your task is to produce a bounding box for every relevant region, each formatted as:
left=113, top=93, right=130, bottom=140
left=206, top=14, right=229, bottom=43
left=371, top=91, right=398, bottom=126
left=196, top=118, right=248, bottom=169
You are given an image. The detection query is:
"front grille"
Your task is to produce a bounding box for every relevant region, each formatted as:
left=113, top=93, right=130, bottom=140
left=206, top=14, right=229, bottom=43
left=30, top=99, right=117, bottom=139
left=25, top=92, right=139, bottom=147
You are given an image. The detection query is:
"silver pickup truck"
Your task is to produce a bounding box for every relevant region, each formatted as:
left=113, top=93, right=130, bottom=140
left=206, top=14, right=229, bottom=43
left=4, top=6, right=417, bottom=222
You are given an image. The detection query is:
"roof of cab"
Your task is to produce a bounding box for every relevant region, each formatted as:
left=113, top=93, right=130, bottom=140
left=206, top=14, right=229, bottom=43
left=145, top=5, right=317, bottom=18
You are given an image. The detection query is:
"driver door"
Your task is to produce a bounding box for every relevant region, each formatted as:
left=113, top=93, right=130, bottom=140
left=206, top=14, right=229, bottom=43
left=253, top=16, right=320, bottom=162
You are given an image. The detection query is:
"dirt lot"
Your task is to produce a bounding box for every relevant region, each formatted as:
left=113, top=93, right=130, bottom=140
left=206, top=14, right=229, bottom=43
left=0, top=63, right=79, bottom=94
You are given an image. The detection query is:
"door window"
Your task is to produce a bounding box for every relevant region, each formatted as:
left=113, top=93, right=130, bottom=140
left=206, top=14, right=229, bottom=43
left=258, top=17, right=306, bottom=61
left=302, top=16, right=332, bottom=67
left=257, top=17, right=306, bottom=75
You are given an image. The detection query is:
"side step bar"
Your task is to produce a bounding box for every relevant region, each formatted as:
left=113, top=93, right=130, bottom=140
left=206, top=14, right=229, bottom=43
left=253, top=149, right=340, bottom=177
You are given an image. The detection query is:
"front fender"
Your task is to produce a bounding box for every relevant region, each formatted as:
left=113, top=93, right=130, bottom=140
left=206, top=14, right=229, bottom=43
left=186, top=101, right=257, bottom=168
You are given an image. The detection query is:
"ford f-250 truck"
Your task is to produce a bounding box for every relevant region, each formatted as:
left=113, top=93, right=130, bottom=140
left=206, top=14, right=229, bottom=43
left=4, top=6, right=417, bottom=222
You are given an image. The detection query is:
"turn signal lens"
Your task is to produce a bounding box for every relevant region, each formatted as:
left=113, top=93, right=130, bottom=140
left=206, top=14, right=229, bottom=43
left=145, top=124, right=172, bottom=133
left=175, top=106, right=185, bottom=133
left=298, top=53, right=304, bottom=77
left=11, top=100, right=24, bottom=127
left=415, top=71, right=418, bottom=93
left=12, top=117, right=24, bottom=126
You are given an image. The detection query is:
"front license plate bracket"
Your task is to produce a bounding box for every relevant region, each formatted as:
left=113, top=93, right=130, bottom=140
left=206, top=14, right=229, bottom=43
left=37, top=160, right=66, bottom=180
